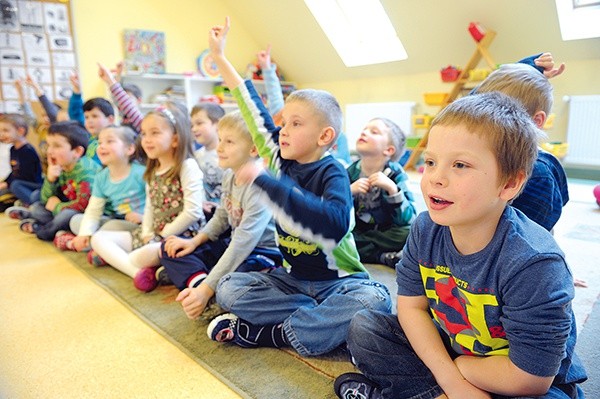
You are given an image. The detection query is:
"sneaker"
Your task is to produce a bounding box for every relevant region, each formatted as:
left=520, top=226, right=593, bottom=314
left=53, top=231, right=76, bottom=251
left=19, top=218, right=38, bottom=234
left=379, top=250, right=403, bottom=268
left=6, top=206, right=31, bottom=220
left=134, top=266, right=159, bottom=292
left=155, top=266, right=173, bottom=286
left=87, top=250, right=108, bottom=267
left=206, top=313, right=259, bottom=348
left=334, top=372, right=382, bottom=399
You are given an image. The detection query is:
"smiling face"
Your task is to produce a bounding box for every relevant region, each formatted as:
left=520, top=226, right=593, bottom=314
left=191, top=109, right=218, bottom=149
left=420, top=124, right=510, bottom=233
left=0, top=121, right=19, bottom=144
left=217, top=126, right=256, bottom=172
left=84, top=107, right=113, bottom=137
left=46, top=133, right=82, bottom=170
left=97, top=127, right=134, bottom=167
left=140, top=114, right=177, bottom=165
left=355, top=119, right=395, bottom=159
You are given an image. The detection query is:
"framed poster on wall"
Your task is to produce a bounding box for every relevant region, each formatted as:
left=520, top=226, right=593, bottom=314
left=123, top=29, right=165, bottom=74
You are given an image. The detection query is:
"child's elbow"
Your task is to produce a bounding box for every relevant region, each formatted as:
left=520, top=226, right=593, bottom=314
left=511, top=371, right=554, bottom=396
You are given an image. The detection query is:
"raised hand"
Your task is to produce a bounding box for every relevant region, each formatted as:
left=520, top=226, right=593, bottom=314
left=257, top=44, right=272, bottom=71
left=97, top=62, right=117, bottom=86
left=208, top=16, right=231, bottom=58
left=534, top=52, right=566, bottom=79
left=70, top=70, right=81, bottom=94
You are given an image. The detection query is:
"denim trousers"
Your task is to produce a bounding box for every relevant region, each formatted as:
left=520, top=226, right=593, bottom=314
left=215, top=267, right=392, bottom=356
left=347, top=309, right=585, bottom=399
left=30, top=202, right=78, bottom=241
left=9, top=180, right=42, bottom=205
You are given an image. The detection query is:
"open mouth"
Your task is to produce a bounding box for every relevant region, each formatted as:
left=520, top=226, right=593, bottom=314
left=431, top=196, right=453, bottom=205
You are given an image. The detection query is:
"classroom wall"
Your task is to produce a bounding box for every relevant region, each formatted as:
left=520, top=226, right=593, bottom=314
left=71, top=0, right=260, bottom=100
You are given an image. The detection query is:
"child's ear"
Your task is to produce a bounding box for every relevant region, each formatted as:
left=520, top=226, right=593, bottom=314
left=532, top=111, right=546, bottom=129
left=317, top=126, right=336, bottom=148
left=500, top=171, right=527, bottom=201
left=249, top=144, right=259, bottom=158
left=383, top=145, right=396, bottom=158
left=74, top=145, right=86, bottom=157
left=108, top=115, right=115, bottom=124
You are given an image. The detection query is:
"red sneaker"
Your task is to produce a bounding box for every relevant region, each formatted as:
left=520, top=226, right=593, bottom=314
left=133, top=267, right=159, bottom=293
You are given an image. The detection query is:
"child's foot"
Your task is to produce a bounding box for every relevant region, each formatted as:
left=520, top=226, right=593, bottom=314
left=155, top=266, right=173, bottom=286
left=379, top=250, right=403, bottom=268
left=87, top=250, right=108, bottom=267
left=207, top=313, right=288, bottom=348
left=133, top=266, right=159, bottom=292
left=53, top=231, right=76, bottom=251
left=19, top=218, right=39, bottom=234
left=334, top=372, right=382, bottom=399
left=6, top=206, right=31, bottom=220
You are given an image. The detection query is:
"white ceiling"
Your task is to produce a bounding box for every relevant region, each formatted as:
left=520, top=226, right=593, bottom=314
left=221, top=0, right=600, bottom=84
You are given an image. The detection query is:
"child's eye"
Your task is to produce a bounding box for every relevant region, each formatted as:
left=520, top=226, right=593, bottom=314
left=454, top=162, right=468, bottom=169
left=424, top=159, right=435, bottom=167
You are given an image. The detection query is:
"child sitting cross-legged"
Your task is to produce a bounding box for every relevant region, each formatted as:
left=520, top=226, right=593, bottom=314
left=159, top=111, right=281, bottom=317
left=204, top=18, right=391, bottom=357
left=13, top=121, right=101, bottom=241
left=347, top=117, right=417, bottom=268
left=333, top=92, right=587, bottom=399
left=52, top=125, right=146, bottom=253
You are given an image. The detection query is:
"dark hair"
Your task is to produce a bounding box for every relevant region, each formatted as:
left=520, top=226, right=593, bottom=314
left=83, top=97, right=114, bottom=117
left=0, top=113, right=29, bottom=133
left=122, top=83, right=142, bottom=100
left=191, top=102, right=225, bottom=123
left=48, top=121, right=90, bottom=152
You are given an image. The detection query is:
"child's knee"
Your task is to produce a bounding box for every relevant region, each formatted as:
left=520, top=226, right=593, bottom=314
left=354, top=280, right=392, bottom=313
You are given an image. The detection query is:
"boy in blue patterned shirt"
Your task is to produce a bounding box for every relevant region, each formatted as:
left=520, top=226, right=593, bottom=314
left=205, top=17, right=391, bottom=357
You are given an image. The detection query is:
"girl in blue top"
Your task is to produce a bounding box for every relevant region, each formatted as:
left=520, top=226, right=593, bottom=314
left=54, top=125, right=146, bottom=252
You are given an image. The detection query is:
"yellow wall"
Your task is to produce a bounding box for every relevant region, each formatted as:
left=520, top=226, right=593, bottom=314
left=71, top=0, right=260, bottom=99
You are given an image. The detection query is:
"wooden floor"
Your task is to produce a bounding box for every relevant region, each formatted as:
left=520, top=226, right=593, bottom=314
left=0, top=215, right=241, bottom=399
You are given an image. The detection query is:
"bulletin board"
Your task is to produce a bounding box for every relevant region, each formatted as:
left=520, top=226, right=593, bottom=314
left=0, top=0, right=76, bottom=113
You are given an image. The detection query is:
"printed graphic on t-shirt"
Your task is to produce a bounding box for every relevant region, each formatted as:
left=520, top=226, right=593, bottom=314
left=420, top=263, right=509, bottom=356
left=222, top=193, right=243, bottom=228
left=201, top=162, right=223, bottom=202
left=356, top=187, right=382, bottom=223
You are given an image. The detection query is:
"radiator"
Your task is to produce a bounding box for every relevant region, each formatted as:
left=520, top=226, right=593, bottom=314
left=563, top=95, right=600, bottom=168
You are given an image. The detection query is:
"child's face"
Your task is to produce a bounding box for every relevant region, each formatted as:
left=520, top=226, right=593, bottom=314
left=97, top=128, right=133, bottom=167
left=420, top=124, right=506, bottom=231
left=46, top=134, right=81, bottom=169
left=191, top=110, right=218, bottom=148
left=140, top=114, right=177, bottom=161
left=217, top=127, right=256, bottom=172
left=84, top=107, right=112, bottom=136
left=280, top=101, right=324, bottom=164
left=0, top=122, right=22, bottom=144
left=355, top=119, right=394, bottom=158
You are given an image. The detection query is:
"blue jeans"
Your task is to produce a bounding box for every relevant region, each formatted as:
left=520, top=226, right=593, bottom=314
left=347, top=310, right=585, bottom=399
left=29, top=202, right=78, bottom=241
left=215, top=268, right=391, bottom=356
left=160, top=238, right=282, bottom=290
left=9, top=180, right=42, bottom=205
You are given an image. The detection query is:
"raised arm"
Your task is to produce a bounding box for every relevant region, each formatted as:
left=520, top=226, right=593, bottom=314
left=98, top=62, right=143, bottom=133
left=24, top=73, right=60, bottom=123
left=257, top=45, right=284, bottom=116
left=208, top=17, right=243, bottom=90
left=68, top=71, right=85, bottom=125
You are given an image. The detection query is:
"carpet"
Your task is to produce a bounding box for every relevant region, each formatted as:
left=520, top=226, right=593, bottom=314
left=61, top=251, right=358, bottom=399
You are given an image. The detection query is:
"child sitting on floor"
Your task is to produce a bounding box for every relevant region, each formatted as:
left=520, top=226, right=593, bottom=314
left=347, top=117, right=417, bottom=268
left=159, top=111, right=281, bottom=319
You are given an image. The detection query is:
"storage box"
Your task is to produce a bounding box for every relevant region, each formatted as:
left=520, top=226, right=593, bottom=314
left=440, top=66, right=461, bottom=82
left=468, top=68, right=491, bottom=81
left=412, top=114, right=433, bottom=129
left=406, top=136, right=422, bottom=149
left=423, top=93, right=449, bottom=106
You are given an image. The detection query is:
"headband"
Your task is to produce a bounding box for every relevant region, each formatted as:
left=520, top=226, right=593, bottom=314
left=155, top=105, right=176, bottom=126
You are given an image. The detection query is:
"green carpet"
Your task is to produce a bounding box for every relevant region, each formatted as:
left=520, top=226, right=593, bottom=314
left=61, top=251, right=361, bottom=399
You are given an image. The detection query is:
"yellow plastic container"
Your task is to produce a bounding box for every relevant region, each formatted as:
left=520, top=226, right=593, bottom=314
left=423, top=93, right=449, bottom=106
left=543, top=113, right=555, bottom=129
left=468, top=68, right=492, bottom=81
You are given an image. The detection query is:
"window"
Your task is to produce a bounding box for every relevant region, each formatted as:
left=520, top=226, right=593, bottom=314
left=303, top=0, right=407, bottom=67
left=555, top=0, right=600, bottom=40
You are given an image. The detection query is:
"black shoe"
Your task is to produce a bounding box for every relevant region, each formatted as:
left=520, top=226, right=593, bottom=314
left=334, top=372, right=382, bottom=399
left=379, top=250, right=402, bottom=268
left=155, top=266, right=173, bottom=286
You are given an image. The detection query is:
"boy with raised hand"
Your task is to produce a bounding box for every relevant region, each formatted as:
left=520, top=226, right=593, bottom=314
left=205, top=17, right=391, bottom=357
left=17, top=121, right=101, bottom=242
left=334, top=92, right=587, bottom=399
left=348, top=117, right=417, bottom=267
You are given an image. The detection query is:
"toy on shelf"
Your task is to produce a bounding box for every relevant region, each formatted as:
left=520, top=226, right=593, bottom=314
left=440, top=65, right=461, bottom=82
left=468, top=68, right=492, bottom=81
left=593, top=185, right=600, bottom=207
left=468, top=22, right=486, bottom=42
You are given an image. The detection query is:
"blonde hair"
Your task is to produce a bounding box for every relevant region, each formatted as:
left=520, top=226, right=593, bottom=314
left=142, top=102, right=194, bottom=183
left=475, top=63, right=553, bottom=116
left=217, top=111, right=252, bottom=142
left=370, top=117, right=406, bottom=162
left=431, top=92, right=544, bottom=190
left=286, top=89, right=342, bottom=147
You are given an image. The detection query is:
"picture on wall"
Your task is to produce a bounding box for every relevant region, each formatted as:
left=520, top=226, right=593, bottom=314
left=123, top=29, right=165, bottom=74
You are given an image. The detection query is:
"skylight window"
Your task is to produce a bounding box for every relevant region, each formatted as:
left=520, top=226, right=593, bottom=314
left=303, top=0, right=407, bottom=67
left=555, top=0, right=600, bottom=40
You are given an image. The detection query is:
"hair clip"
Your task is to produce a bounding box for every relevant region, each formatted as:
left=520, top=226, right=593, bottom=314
left=154, top=105, right=177, bottom=126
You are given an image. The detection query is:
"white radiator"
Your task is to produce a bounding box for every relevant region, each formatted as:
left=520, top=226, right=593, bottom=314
left=564, top=95, right=600, bottom=168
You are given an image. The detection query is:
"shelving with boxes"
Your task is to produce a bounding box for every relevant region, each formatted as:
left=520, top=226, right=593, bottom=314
left=120, top=73, right=295, bottom=114
left=404, top=26, right=498, bottom=170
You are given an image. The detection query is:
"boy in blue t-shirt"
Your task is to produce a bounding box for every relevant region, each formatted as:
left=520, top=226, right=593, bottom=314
left=334, top=93, right=587, bottom=398
left=204, top=18, right=391, bottom=357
